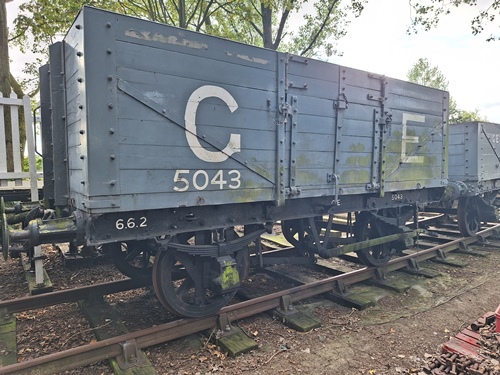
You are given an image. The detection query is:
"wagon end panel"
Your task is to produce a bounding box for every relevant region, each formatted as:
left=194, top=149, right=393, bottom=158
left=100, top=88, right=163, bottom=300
left=80, top=8, right=279, bottom=213
left=448, top=121, right=500, bottom=194
left=448, top=122, right=475, bottom=183
left=63, top=11, right=90, bottom=211
left=477, top=122, right=500, bottom=185
left=39, top=64, right=54, bottom=204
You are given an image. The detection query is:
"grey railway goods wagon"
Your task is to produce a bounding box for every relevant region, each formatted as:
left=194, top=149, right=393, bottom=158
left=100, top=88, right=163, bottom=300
left=448, top=122, right=500, bottom=194
left=44, top=7, right=449, bottom=245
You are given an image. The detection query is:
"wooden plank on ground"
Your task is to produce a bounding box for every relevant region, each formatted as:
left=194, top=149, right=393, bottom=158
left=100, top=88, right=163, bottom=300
left=217, top=327, right=258, bottom=357
left=79, top=297, right=157, bottom=375
left=273, top=309, right=321, bottom=332
left=0, top=313, right=17, bottom=366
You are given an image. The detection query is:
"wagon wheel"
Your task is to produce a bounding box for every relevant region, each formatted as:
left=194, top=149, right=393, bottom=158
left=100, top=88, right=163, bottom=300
left=106, top=240, right=156, bottom=283
left=354, top=211, right=392, bottom=267
left=282, top=218, right=316, bottom=256
left=457, top=196, right=481, bottom=236
left=153, top=231, right=249, bottom=318
left=482, top=190, right=498, bottom=205
left=282, top=219, right=306, bottom=247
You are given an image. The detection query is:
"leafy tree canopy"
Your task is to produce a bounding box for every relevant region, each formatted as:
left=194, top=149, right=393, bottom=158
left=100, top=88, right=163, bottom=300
left=12, top=0, right=367, bottom=56
left=8, top=0, right=366, bottom=93
left=406, top=58, right=487, bottom=124
left=409, top=0, right=499, bottom=41
left=406, top=57, right=449, bottom=90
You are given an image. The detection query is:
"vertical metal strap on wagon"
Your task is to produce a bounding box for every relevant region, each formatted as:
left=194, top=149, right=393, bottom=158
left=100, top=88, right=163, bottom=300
left=275, top=53, right=288, bottom=206
left=367, top=73, right=391, bottom=198
left=333, top=68, right=348, bottom=204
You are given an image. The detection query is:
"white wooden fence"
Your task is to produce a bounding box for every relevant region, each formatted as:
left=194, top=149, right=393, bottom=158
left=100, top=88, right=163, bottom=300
left=0, top=92, right=45, bottom=286
left=0, top=92, right=42, bottom=200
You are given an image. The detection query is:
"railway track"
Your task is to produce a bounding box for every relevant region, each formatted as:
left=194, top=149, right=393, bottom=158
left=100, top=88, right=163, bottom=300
left=0, top=222, right=498, bottom=374
left=0, top=278, right=149, bottom=315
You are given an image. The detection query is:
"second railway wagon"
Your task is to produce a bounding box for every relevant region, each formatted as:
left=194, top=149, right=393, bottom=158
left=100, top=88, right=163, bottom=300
left=447, top=121, right=500, bottom=235
left=2, top=7, right=450, bottom=317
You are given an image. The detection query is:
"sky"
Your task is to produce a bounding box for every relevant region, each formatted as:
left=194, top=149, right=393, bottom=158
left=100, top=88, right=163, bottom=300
left=329, top=0, right=500, bottom=123
left=5, top=0, right=500, bottom=122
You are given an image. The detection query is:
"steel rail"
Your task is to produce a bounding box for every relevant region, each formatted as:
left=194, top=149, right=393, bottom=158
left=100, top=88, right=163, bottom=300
left=0, top=278, right=150, bottom=314
left=1, top=224, right=499, bottom=374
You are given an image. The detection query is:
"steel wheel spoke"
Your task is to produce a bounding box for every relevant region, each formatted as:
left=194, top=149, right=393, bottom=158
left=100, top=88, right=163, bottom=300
left=355, top=212, right=392, bottom=267
left=152, top=230, right=249, bottom=318
left=458, top=197, right=481, bottom=236
left=107, top=241, right=155, bottom=282
left=176, top=278, right=194, bottom=298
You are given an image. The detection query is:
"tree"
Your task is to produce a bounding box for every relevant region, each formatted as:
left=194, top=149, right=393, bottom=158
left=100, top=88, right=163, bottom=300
left=406, top=58, right=487, bottom=124
left=5, top=0, right=366, bottom=169
left=409, top=0, right=499, bottom=41
left=117, top=0, right=222, bottom=31
left=406, top=57, right=449, bottom=89
left=0, top=1, right=11, bottom=102
left=12, top=0, right=366, bottom=68
left=448, top=99, right=487, bottom=124
left=214, top=0, right=365, bottom=57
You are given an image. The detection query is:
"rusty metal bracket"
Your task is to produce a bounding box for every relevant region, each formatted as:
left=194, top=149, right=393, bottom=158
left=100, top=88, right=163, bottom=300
left=277, top=295, right=296, bottom=316
left=407, top=258, right=420, bottom=272
left=217, top=313, right=233, bottom=334
left=459, top=241, right=470, bottom=252
left=375, top=267, right=387, bottom=281
left=476, top=234, right=488, bottom=245
left=116, top=339, right=144, bottom=370
left=436, top=249, right=447, bottom=259
left=335, top=280, right=347, bottom=295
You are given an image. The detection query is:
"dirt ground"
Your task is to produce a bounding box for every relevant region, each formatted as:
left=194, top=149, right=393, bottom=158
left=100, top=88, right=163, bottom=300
left=144, top=242, right=500, bottom=375
left=1, top=241, right=500, bottom=375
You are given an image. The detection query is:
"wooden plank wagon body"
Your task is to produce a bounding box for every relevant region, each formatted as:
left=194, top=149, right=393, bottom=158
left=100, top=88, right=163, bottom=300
left=39, top=7, right=449, bottom=246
